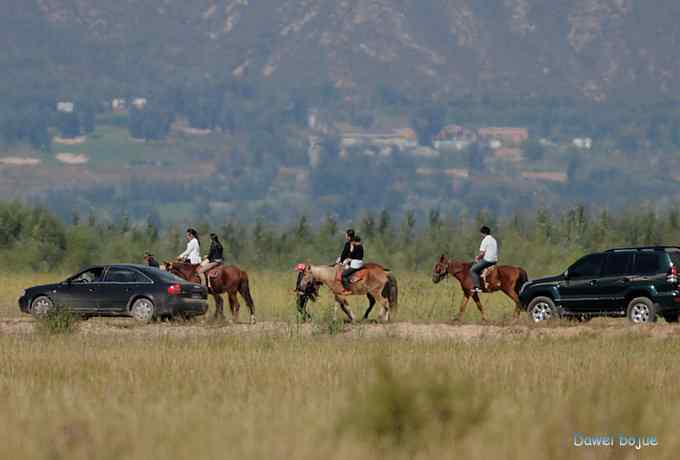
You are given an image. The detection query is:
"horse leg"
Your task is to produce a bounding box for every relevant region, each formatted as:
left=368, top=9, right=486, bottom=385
left=505, top=286, right=523, bottom=320
left=363, top=293, right=376, bottom=321
left=471, top=292, right=488, bottom=323
left=454, top=294, right=471, bottom=322
left=379, top=295, right=391, bottom=322
left=227, top=292, right=239, bottom=323
left=213, top=294, right=225, bottom=320
left=238, top=276, right=256, bottom=324
left=334, top=295, right=355, bottom=323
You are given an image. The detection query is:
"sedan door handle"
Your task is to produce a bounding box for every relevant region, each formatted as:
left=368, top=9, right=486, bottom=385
left=619, top=277, right=631, bottom=284
left=589, top=280, right=599, bottom=286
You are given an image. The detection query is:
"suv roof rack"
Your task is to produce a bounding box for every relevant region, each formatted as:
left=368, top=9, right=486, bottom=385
left=605, top=246, right=680, bottom=252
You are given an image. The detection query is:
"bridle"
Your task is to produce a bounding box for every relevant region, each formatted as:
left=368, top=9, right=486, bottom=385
left=432, top=262, right=449, bottom=283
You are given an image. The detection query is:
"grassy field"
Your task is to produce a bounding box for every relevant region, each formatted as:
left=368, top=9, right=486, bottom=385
left=2, top=272, right=680, bottom=459
left=1, top=332, right=679, bottom=459
left=0, top=271, right=515, bottom=322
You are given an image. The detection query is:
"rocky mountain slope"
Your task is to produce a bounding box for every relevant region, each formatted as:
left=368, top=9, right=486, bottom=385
left=5, top=0, right=680, bottom=101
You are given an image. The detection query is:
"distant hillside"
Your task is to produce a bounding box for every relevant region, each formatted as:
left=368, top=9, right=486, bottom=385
left=3, top=1, right=680, bottom=225
left=4, top=0, right=680, bottom=102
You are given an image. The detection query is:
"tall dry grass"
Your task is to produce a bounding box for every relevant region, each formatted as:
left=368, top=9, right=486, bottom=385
left=2, top=272, right=680, bottom=459
left=0, top=334, right=679, bottom=459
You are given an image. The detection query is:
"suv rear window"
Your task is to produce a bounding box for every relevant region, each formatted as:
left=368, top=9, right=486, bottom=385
left=603, top=253, right=634, bottom=276
left=668, top=251, right=680, bottom=268
left=635, top=253, right=665, bottom=275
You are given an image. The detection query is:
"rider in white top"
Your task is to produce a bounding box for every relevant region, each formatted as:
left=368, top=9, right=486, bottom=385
left=178, top=228, right=201, bottom=265
left=471, top=226, right=498, bottom=293
left=480, top=233, right=498, bottom=263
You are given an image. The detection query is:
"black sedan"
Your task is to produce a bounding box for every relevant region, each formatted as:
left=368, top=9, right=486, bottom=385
left=18, top=264, right=208, bottom=321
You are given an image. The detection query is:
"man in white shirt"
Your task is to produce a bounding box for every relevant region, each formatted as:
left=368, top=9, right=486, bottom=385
left=177, top=228, right=202, bottom=265
left=470, top=226, right=498, bottom=294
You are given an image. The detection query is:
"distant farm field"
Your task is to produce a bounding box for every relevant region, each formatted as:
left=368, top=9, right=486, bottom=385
left=2, top=272, right=680, bottom=459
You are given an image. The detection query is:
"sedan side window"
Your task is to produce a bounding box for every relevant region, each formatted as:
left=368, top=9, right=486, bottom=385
left=105, top=268, right=149, bottom=283
left=71, top=268, right=105, bottom=283
left=568, top=254, right=605, bottom=278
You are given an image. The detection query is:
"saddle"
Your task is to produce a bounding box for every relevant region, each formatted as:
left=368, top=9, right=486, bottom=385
left=480, top=265, right=501, bottom=292
left=335, top=266, right=368, bottom=285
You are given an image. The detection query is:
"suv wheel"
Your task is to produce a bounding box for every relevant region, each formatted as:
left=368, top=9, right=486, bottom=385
left=527, top=297, right=559, bottom=323
left=130, top=298, right=155, bottom=322
left=626, top=297, right=657, bottom=324
left=31, top=296, right=54, bottom=318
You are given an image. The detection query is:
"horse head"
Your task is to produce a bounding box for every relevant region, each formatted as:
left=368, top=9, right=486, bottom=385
left=432, top=254, right=449, bottom=284
left=163, top=260, right=195, bottom=281
left=294, top=263, right=315, bottom=292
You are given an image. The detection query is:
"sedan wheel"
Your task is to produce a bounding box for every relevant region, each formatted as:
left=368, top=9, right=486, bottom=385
left=527, top=296, right=558, bottom=323
left=130, top=298, right=155, bottom=322
left=627, top=297, right=656, bottom=324
left=31, top=296, right=54, bottom=318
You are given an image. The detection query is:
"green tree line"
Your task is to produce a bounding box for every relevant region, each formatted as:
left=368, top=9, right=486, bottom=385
left=2, top=202, right=680, bottom=278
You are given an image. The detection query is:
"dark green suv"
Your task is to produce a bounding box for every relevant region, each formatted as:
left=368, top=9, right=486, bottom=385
left=519, top=247, right=680, bottom=324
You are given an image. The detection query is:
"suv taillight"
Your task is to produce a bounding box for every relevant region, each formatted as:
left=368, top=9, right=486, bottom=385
left=167, top=284, right=182, bottom=296
left=668, top=265, right=678, bottom=285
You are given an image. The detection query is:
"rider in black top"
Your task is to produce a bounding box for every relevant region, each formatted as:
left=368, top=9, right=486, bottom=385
left=342, top=236, right=364, bottom=291
left=207, top=235, right=224, bottom=263
left=198, top=233, right=224, bottom=288
left=337, top=228, right=355, bottom=264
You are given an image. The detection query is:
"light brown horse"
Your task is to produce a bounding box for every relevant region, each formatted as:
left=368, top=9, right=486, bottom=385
left=431, top=255, right=528, bottom=322
left=296, top=263, right=398, bottom=322
left=164, top=261, right=256, bottom=323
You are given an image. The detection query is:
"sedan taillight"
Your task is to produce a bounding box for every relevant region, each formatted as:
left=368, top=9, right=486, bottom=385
left=167, top=284, right=182, bottom=296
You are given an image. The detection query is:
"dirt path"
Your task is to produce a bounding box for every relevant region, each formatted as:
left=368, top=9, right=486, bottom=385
left=2, top=317, right=680, bottom=342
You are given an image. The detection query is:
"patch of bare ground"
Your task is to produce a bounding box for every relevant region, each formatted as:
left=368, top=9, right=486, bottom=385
left=2, top=317, right=680, bottom=341
left=55, top=153, right=89, bottom=164
left=0, top=157, right=41, bottom=166
left=53, top=136, right=86, bottom=145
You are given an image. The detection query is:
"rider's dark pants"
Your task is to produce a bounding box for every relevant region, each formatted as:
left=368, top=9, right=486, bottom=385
left=342, top=267, right=360, bottom=289
left=470, top=260, right=496, bottom=289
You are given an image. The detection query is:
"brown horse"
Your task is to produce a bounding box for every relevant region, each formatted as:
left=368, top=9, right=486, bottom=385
left=431, top=255, right=528, bottom=322
left=164, top=261, right=256, bottom=323
left=296, top=263, right=398, bottom=322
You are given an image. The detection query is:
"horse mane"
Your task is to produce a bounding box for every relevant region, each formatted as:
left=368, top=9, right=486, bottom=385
left=310, top=264, right=336, bottom=282
left=448, top=260, right=472, bottom=275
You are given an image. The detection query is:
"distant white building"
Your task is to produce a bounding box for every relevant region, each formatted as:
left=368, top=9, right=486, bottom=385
left=132, top=98, right=147, bottom=110
left=488, top=139, right=502, bottom=150
left=433, top=124, right=477, bottom=151
left=112, top=98, right=127, bottom=112
left=57, top=102, right=74, bottom=113
left=572, top=137, right=593, bottom=150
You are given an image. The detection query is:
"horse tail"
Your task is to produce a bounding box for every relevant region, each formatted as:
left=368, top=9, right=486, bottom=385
left=515, top=268, right=529, bottom=296
left=382, top=273, right=398, bottom=314
left=238, top=271, right=256, bottom=311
